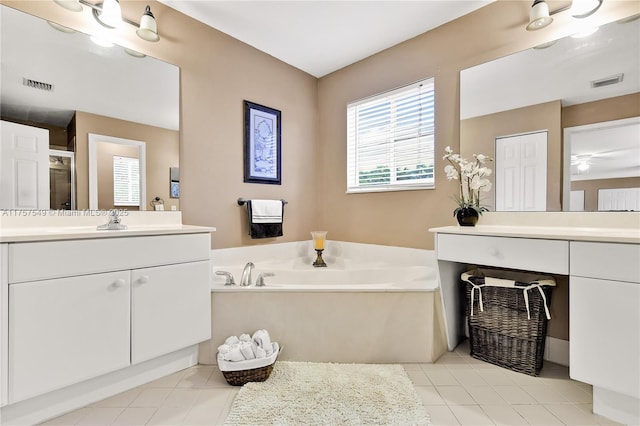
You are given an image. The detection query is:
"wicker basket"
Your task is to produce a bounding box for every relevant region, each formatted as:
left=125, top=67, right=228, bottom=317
left=221, top=362, right=276, bottom=386
left=218, top=342, right=280, bottom=386
left=462, top=270, right=554, bottom=376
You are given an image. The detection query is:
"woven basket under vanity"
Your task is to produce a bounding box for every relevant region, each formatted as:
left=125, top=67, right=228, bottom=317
left=462, top=269, right=554, bottom=376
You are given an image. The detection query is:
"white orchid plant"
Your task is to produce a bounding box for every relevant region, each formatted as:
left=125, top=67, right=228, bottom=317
left=443, top=146, right=493, bottom=216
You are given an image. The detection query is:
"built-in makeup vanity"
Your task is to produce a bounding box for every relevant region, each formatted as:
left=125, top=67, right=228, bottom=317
left=431, top=212, right=640, bottom=426
left=0, top=212, right=215, bottom=425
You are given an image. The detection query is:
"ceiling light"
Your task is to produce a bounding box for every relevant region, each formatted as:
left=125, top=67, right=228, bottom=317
left=53, top=0, right=82, bottom=12
left=577, top=161, right=590, bottom=171
left=136, top=5, right=159, bottom=42
left=527, top=0, right=554, bottom=31
left=570, top=0, right=603, bottom=18
left=93, top=0, right=122, bottom=29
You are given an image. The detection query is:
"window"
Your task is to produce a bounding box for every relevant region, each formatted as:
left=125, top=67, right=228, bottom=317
left=113, top=156, right=140, bottom=206
left=347, top=79, right=435, bottom=193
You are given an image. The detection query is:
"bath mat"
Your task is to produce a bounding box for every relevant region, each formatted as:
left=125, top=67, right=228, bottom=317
left=223, top=361, right=431, bottom=425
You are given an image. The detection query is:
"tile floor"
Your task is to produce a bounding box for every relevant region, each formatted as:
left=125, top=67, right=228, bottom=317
left=43, top=340, right=622, bottom=426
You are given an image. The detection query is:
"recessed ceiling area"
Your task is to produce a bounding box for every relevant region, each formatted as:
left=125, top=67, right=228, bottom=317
left=159, top=0, right=494, bottom=78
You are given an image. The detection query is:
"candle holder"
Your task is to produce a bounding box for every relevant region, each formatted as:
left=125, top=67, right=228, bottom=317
left=312, top=249, right=327, bottom=267
left=311, top=231, right=328, bottom=267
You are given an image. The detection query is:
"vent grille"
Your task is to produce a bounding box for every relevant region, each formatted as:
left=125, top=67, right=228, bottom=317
left=591, top=74, right=624, bottom=88
left=23, top=78, right=54, bottom=92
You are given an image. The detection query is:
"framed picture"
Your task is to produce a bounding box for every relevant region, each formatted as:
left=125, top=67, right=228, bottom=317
left=243, top=100, right=281, bottom=185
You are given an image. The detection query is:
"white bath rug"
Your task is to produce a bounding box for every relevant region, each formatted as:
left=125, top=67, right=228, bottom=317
left=223, top=361, right=431, bottom=425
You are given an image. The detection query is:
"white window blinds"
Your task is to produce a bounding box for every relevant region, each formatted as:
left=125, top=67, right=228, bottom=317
left=113, top=156, right=140, bottom=206
left=347, top=78, right=435, bottom=193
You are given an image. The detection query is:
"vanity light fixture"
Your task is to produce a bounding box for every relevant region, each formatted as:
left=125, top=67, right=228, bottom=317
left=526, top=0, right=605, bottom=31
left=570, top=0, right=603, bottom=18
left=93, top=0, right=122, bottom=29
left=136, top=5, right=159, bottom=42
left=53, top=0, right=83, bottom=12
left=52, top=0, right=160, bottom=42
left=526, top=0, right=553, bottom=31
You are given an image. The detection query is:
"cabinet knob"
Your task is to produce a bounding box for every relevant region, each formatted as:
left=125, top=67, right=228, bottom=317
left=137, top=275, right=150, bottom=284
left=112, top=278, right=126, bottom=288
left=489, top=247, right=500, bottom=257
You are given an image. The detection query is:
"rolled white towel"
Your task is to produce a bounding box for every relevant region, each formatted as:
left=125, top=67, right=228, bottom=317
left=264, top=343, right=274, bottom=357
left=254, top=345, right=267, bottom=359
left=252, top=330, right=272, bottom=351
left=225, top=335, right=240, bottom=346
left=239, top=333, right=252, bottom=342
left=217, top=344, right=230, bottom=355
left=239, top=341, right=255, bottom=360
left=224, top=345, right=245, bottom=362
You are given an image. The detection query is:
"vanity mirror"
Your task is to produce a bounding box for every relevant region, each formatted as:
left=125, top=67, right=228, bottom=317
left=0, top=4, right=180, bottom=211
left=460, top=15, right=640, bottom=212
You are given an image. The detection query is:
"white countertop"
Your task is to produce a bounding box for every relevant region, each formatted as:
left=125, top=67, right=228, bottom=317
left=429, top=212, right=640, bottom=244
left=0, top=210, right=215, bottom=243
left=0, top=224, right=216, bottom=243
left=429, top=225, right=640, bottom=244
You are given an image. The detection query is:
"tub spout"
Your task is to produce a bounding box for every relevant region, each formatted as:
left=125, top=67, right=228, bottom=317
left=240, top=262, right=255, bottom=286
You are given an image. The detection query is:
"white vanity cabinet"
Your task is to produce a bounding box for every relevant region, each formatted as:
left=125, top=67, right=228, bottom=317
left=569, top=241, right=640, bottom=425
left=9, top=271, right=131, bottom=403
left=2, top=231, right=212, bottom=410
left=431, top=222, right=640, bottom=426
left=131, top=261, right=211, bottom=364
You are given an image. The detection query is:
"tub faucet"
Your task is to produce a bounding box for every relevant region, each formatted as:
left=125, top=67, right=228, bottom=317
left=240, top=262, right=255, bottom=286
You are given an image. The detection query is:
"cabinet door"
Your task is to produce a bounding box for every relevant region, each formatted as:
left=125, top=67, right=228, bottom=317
left=131, top=261, right=211, bottom=364
left=570, top=276, right=639, bottom=398
left=8, top=272, right=130, bottom=403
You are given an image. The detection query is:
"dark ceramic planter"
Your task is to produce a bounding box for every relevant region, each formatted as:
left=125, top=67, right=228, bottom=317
left=455, top=207, right=479, bottom=226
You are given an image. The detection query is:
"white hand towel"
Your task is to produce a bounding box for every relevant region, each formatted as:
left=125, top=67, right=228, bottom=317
left=224, top=345, right=245, bottom=362
left=254, top=345, right=267, bottom=359
left=250, top=200, right=283, bottom=224
left=239, top=333, right=252, bottom=342
left=225, top=335, right=240, bottom=345
left=239, top=342, right=255, bottom=360
left=252, top=329, right=273, bottom=356
left=217, top=344, right=230, bottom=355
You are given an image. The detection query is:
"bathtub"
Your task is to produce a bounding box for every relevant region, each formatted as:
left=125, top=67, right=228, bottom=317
left=212, top=262, right=436, bottom=291
left=199, top=241, right=447, bottom=364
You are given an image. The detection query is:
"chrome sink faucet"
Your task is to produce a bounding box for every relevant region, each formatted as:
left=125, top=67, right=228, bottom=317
left=240, top=262, right=255, bottom=286
left=97, top=209, right=128, bottom=230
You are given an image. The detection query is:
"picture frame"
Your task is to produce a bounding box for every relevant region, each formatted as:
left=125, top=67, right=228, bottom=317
left=243, top=100, right=281, bottom=185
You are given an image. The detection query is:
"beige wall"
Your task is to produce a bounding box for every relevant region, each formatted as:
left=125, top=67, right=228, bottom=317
left=460, top=101, right=562, bottom=212
left=563, top=92, right=640, bottom=128
left=5, top=0, right=638, bottom=250
left=572, top=177, right=640, bottom=212
left=316, top=1, right=638, bottom=249
left=74, top=111, right=179, bottom=211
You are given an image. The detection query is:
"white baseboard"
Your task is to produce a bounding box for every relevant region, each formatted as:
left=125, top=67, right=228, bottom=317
left=544, top=336, right=569, bottom=366
left=0, top=345, right=199, bottom=426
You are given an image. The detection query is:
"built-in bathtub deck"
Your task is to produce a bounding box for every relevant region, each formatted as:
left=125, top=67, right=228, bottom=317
left=199, top=241, right=447, bottom=364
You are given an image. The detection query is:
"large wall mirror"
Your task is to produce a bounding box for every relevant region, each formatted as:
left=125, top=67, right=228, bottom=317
left=0, top=4, right=180, bottom=212
left=460, top=15, right=640, bottom=212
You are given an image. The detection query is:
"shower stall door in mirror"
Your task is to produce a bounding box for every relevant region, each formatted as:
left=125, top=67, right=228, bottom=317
left=49, top=149, right=75, bottom=210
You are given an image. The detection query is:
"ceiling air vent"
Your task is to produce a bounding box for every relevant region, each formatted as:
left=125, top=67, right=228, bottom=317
left=591, top=73, right=624, bottom=88
left=22, top=77, right=54, bottom=92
